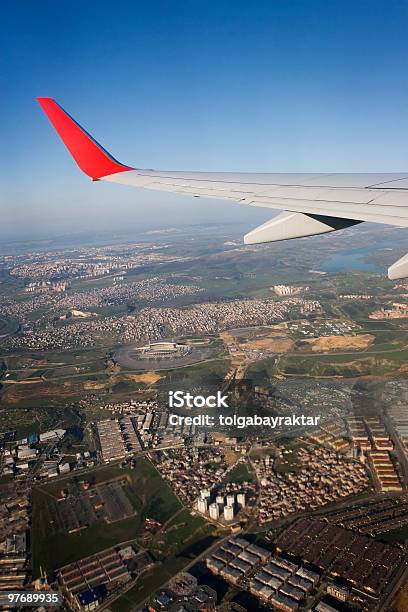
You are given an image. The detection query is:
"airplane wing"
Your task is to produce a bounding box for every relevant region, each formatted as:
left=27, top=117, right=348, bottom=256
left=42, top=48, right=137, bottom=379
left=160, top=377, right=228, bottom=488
left=37, top=97, right=408, bottom=279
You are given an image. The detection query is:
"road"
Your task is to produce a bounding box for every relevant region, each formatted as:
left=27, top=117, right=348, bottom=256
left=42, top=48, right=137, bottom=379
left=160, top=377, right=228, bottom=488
left=383, top=412, right=408, bottom=486
left=125, top=533, right=232, bottom=612
left=375, top=554, right=408, bottom=612
left=27, top=429, right=408, bottom=610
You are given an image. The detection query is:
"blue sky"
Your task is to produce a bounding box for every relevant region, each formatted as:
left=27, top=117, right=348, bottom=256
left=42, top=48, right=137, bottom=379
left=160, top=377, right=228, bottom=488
left=2, top=0, right=408, bottom=241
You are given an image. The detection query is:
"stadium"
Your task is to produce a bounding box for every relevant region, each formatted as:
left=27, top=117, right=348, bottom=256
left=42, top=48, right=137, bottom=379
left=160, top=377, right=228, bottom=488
left=113, top=338, right=220, bottom=371
left=133, top=341, right=191, bottom=359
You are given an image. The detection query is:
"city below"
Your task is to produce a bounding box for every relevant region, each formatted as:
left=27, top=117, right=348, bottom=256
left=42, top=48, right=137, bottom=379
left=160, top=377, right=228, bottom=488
left=1, top=222, right=408, bottom=612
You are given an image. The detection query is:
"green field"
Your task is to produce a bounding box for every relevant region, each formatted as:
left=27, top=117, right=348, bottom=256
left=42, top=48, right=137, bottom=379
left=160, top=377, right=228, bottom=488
left=224, top=462, right=254, bottom=484
left=31, top=458, right=182, bottom=576
left=4, top=347, right=106, bottom=369
left=247, top=340, right=408, bottom=379
left=0, top=316, right=19, bottom=336
left=0, top=403, right=82, bottom=439
left=114, top=515, right=217, bottom=612
left=274, top=452, right=302, bottom=474
left=157, top=358, right=230, bottom=394
left=249, top=447, right=276, bottom=460
left=150, top=509, right=209, bottom=557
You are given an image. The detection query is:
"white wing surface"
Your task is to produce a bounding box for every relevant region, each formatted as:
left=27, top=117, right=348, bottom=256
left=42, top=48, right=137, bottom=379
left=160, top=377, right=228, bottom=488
left=37, top=98, right=408, bottom=279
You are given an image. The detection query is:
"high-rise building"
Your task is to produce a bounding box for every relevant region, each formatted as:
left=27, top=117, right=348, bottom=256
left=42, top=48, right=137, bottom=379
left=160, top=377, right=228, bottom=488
left=200, top=488, right=211, bottom=500
left=226, top=493, right=235, bottom=507
left=237, top=492, right=246, bottom=507
left=209, top=503, right=220, bottom=520
left=197, top=498, right=208, bottom=514
left=216, top=494, right=224, bottom=505
left=224, top=505, right=234, bottom=521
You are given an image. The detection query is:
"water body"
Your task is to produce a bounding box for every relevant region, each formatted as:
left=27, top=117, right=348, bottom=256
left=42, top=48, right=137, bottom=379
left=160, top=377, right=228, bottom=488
left=320, top=248, right=383, bottom=273
left=319, top=246, right=387, bottom=274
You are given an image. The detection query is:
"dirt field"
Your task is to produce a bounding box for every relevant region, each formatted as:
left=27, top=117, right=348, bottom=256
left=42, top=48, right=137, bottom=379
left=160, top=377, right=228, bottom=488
left=245, top=335, right=295, bottom=352
left=2, top=378, right=43, bottom=385
left=83, top=381, right=107, bottom=390
left=392, top=582, right=408, bottom=611
left=125, top=372, right=163, bottom=385
left=300, top=334, right=375, bottom=352
left=221, top=328, right=294, bottom=353
left=220, top=331, right=241, bottom=352
left=224, top=449, right=242, bottom=466
left=2, top=381, right=82, bottom=404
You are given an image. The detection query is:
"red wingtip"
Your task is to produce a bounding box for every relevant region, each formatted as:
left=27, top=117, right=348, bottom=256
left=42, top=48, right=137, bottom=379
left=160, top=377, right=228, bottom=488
left=37, top=97, right=132, bottom=180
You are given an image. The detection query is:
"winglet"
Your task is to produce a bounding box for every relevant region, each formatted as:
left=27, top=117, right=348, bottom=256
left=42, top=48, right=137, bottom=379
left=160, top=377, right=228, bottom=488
left=37, top=98, right=133, bottom=180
